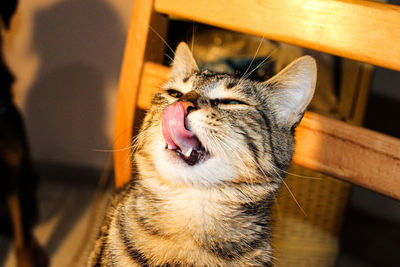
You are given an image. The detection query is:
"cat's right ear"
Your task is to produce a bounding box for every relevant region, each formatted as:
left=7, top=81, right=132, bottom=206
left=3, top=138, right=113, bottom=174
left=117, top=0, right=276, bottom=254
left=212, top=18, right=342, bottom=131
left=170, top=42, right=199, bottom=79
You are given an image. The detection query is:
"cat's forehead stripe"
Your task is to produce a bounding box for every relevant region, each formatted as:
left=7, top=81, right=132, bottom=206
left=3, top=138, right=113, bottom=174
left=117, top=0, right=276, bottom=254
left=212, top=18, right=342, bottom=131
left=225, top=80, right=238, bottom=89
left=204, top=80, right=244, bottom=100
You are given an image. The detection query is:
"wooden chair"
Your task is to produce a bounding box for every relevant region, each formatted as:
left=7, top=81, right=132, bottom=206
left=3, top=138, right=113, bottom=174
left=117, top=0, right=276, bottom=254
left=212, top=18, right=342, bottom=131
left=113, top=0, right=400, bottom=202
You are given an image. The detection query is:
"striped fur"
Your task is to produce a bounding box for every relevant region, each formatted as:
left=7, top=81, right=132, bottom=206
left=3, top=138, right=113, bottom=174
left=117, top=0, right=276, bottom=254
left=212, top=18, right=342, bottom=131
left=88, top=43, right=316, bottom=266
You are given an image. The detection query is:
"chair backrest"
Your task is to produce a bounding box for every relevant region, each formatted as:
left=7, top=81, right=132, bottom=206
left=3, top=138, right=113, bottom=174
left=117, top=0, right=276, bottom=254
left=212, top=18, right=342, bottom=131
left=113, top=0, right=400, bottom=200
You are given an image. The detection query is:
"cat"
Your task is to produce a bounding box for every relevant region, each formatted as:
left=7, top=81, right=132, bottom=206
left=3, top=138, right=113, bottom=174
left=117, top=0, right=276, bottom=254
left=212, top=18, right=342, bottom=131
left=88, top=42, right=316, bottom=266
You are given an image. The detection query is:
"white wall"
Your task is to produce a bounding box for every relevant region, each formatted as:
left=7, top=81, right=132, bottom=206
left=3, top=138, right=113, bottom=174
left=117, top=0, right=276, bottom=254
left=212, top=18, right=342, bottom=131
left=3, top=0, right=133, bottom=169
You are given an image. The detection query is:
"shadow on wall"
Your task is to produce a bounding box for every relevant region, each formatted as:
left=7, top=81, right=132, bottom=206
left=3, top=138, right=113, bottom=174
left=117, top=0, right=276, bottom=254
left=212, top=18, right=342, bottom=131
left=24, top=0, right=126, bottom=168
left=21, top=0, right=127, bottom=258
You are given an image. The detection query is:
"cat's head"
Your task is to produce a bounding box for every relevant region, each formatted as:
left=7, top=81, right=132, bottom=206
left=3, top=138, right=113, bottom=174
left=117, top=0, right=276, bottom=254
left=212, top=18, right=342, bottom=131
left=135, top=42, right=316, bottom=187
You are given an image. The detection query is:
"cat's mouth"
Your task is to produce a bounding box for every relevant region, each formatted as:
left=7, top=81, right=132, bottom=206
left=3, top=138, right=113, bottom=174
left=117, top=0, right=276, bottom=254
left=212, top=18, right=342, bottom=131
left=164, top=143, right=208, bottom=166
left=161, top=102, right=209, bottom=165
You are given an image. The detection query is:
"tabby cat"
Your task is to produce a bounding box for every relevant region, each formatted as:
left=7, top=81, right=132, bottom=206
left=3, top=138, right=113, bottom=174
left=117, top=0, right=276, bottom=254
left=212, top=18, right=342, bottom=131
left=88, top=42, right=316, bottom=266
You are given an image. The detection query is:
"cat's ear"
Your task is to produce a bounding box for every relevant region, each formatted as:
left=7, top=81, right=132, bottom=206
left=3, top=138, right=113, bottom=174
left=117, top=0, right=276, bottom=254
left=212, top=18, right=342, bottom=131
left=170, top=42, right=199, bottom=79
left=264, top=56, right=317, bottom=128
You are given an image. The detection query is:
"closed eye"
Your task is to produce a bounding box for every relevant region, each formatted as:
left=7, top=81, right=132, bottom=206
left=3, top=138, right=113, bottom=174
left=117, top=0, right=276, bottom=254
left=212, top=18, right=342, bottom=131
left=211, top=99, right=248, bottom=106
left=166, top=89, right=183, bottom=98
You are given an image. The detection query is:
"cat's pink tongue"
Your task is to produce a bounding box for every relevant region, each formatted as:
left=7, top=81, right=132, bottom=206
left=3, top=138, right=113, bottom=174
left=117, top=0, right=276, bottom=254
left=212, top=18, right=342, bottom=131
left=162, top=102, right=199, bottom=157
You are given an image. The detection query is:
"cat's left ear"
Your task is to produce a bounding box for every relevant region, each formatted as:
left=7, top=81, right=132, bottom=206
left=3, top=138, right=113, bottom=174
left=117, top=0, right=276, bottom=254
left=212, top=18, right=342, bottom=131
left=170, top=42, right=199, bottom=79
left=263, top=56, right=317, bottom=128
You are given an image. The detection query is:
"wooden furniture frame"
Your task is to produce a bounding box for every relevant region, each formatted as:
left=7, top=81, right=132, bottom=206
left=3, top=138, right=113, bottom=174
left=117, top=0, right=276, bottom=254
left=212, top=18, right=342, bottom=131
left=114, top=0, right=400, bottom=200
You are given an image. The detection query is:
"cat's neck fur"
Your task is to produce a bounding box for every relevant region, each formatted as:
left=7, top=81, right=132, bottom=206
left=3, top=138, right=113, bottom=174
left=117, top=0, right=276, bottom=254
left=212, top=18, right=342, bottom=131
left=126, top=161, right=277, bottom=266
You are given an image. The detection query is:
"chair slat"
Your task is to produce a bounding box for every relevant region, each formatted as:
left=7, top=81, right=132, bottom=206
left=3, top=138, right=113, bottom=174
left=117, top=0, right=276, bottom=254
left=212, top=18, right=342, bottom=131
left=138, top=62, right=400, bottom=199
left=155, top=0, right=400, bottom=71
left=295, top=112, right=400, bottom=200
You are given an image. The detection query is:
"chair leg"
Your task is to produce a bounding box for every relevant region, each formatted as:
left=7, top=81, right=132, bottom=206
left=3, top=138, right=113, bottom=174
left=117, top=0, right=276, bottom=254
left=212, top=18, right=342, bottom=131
left=114, top=0, right=168, bottom=188
left=6, top=192, right=48, bottom=267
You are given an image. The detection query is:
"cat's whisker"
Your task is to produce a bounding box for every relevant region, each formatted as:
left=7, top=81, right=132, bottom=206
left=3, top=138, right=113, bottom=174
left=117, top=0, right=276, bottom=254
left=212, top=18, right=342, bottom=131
left=244, top=151, right=307, bottom=215
left=164, top=53, right=174, bottom=63
left=205, top=132, right=257, bottom=185
left=239, top=34, right=265, bottom=83
left=242, top=54, right=272, bottom=81
left=216, top=135, right=254, bottom=172
left=273, top=196, right=282, bottom=222
left=212, top=138, right=256, bottom=184
left=128, top=126, right=154, bottom=162
left=241, top=46, right=280, bottom=82
left=268, top=163, right=307, bottom=216
left=220, top=136, right=266, bottom=183
left=149, top=25, right=176, bottom=57
left=91, top=147, right=131, bottom=153
left=191, top=22, right=196, bottom=53
left=272, top=166, right=323, bottom=180
left=214, top=132, right=308, bottom=215
left=225, top=141, right=306, bottom=215
left=282, top=179, right=307, bottom=216
left=90, top=124, right=151, bottom=154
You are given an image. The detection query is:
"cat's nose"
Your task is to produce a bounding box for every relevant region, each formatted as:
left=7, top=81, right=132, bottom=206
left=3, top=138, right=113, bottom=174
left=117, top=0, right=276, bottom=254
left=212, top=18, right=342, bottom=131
left=180, top=101, right=197, bottom=115
left=179, top=91, right=199, bottom=113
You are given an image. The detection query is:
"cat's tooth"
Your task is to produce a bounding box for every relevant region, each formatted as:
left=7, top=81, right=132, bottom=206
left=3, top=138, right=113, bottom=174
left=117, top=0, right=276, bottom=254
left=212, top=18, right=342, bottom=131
left=184, top=147, right=193, bottom=158
left=168, top=144, right=174, bottom=150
